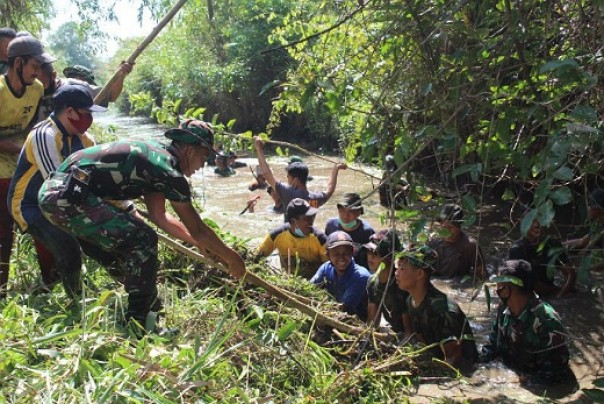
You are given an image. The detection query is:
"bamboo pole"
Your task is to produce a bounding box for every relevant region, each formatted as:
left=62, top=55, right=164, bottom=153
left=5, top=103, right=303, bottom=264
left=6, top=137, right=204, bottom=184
left=94, top=0, right=190, bottom=105
left=149, top=223, right=391, bottom=340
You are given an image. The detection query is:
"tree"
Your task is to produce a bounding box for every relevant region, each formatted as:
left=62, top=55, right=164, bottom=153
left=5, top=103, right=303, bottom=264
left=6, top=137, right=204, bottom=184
left=47, top=22, right=99, bottom=70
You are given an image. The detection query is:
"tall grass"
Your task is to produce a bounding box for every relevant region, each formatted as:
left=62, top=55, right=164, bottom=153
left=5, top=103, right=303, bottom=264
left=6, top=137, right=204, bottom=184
left=0, top=230, right=431, bottom=403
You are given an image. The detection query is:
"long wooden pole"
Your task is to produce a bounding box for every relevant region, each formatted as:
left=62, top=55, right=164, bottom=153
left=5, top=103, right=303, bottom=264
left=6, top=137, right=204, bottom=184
left=94, top=0, right=190, bottom=105
left=151, top=225, right=391, bottom=341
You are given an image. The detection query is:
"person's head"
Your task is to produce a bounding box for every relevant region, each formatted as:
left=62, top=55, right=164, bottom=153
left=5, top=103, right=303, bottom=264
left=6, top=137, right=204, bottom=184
left=525, top=218, right=541, bottom=241
left=63, top=65, right=96, bottom=85
left=164, top=120, right=215, bottom=176
left=492, top=259, right=534, bottom=306
left=436, top=203, right=464, bottom=238
left=394, top=245, right=438, bottom=292
left=588, top=188, right=604, bottom=220
left=336, top=192, right=364, bottom=229
left=7, top=35, right=55, bottom=86
left=363, top=229, right=402, bottom=272
left=255, top=165, right=266, bottom=183
left=286, top=162, right=309, bottom=186
left=326, top=231, right=356, bottom=273
left=39, top=62, right=57, bottom=92
left=286, top=198, right=318, bottom=237
left=53, top=83, right=107, bottom=135
left=215, top=153, right=228, bottom=170
left=384, top=154, right=397, bottom=173
left=0, top=27, right=16, bottom=60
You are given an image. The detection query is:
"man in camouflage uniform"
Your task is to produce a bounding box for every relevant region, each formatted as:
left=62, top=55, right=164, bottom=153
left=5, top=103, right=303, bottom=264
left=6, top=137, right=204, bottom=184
left=38, top=120, right=246, bottom=331
left=364, top=229, right=410, bottom=335
left=395, top=245, right=478, bottom=369
left=481, top=259, right=571, bottom=384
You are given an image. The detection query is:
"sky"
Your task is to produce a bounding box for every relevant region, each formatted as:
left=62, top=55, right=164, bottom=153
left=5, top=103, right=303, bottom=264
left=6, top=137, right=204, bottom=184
left=45, top=0, right=156, bottom=58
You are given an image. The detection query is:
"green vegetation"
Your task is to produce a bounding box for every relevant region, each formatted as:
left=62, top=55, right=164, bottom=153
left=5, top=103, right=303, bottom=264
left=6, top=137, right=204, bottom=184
left=0, top=229, right=433, bottom=402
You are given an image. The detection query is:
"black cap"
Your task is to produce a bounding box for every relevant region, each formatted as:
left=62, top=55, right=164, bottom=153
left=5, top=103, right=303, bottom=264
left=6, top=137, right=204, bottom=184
left=589, top=188, right=604, bottom=210
left=7, top=36, right=55, bottom=63
left=327, top=231, right=356, bottom=250
left=286, top=198, right=317, bottom=222
left=286, top=162, right=309, bottom=183
left=0, top=28, right=16, bottom=39
left=52, top=83, right=107, bottom=112
left=363, top=229, right=401, bottom=258
left=438, top=203, right=464, bottom=227
left=492, top=259, right=533, bottom=291
left=337, top=192, right=364, bottom=213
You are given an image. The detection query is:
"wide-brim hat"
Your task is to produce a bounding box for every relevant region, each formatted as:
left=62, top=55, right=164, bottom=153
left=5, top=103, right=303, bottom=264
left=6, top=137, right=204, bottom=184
left=164, top=119, right=214, bottom=150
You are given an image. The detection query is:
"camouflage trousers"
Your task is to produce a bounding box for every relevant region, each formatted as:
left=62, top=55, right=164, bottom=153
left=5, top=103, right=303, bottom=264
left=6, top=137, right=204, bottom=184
left=39, top=172, right=160, bottom=323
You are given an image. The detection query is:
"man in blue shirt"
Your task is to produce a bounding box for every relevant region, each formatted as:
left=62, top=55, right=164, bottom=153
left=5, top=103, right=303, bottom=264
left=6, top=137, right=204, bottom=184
left=311, top=231, right=371, bottom=320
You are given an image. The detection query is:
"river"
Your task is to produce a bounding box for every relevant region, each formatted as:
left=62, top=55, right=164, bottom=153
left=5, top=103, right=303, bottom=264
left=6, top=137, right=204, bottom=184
left=95, top=112, right=603, bottom=402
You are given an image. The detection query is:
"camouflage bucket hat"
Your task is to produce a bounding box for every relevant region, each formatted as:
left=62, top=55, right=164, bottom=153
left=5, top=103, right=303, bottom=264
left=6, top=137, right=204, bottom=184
left=63, top=65, right=96, bottom=85
left=164, top=120, right=215, bottom=150
left=492, top=259, right=533, bottom=290
left=396, top=245, right=438, bottom=271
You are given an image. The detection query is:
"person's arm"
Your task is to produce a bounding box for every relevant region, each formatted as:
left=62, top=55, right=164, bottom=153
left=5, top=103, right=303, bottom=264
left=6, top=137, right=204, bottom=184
left=31, top=129, right=64, bottom=178
left=402, top=313, right=413, bottom=337
left=310, top=264, right=326, bottom=285
left=167, top=198, right=246, bottom=278
left=143, top=193, right=197, bottom=245
left=107, top=62, right=133, bottom=102
left=341, top=273, right=368, bottom=314
left=367, top=302, right=381, bottom=326
left=557, top=263, right=577, bottom=297
left=0, top=139, right=22, bottom=154
left=323, top=163, right=347, bottom=201
left=563, top=235, right=589, bottom=250
left=253, top=137, right=278, bottom=190
left=257, top=233, right=275, bottom=258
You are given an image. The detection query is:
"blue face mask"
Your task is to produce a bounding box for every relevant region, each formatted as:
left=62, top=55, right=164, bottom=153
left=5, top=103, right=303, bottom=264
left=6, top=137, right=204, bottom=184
left=338, top=219, right=357, bottom=230
left=293, top=227, right=305, bottom=237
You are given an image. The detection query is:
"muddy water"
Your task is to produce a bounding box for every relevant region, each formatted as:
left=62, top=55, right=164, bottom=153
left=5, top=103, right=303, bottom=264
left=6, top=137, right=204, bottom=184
left=95, top=112, right=603, bottom=402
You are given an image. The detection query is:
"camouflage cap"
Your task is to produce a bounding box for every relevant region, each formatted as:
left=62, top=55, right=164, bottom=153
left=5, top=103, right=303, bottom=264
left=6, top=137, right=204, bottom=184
left=63, top=65, right=96, bottom=85
left=164, top=119, right=215, bottom=150
left=396, top=245, right=438, bottom=272
left=288, top=155, right=304, bottom=164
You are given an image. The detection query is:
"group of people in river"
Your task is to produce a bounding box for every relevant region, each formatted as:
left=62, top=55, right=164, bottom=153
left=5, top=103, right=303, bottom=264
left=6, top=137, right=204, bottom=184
left=1, top=28, right=602, bottom=387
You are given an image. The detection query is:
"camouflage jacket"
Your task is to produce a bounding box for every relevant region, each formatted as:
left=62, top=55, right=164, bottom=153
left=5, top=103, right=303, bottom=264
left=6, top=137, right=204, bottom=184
left=481, top=295, right=570, bottom=383
left=407, top=283, right=478, bottom=366
left=367, top=275, right=408, bottom=333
